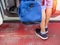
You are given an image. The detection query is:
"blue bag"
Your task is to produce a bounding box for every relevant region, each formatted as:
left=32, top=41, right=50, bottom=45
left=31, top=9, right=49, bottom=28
left=18, top=0, right=42, bottom=23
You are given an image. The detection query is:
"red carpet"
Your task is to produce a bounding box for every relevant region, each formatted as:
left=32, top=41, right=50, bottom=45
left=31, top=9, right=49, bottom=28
left=0, top=22, right=60, bottom=45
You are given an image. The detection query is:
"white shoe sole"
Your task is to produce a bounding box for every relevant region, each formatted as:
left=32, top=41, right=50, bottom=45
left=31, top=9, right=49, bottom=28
left=35, top=32, right=48, bottom=40
left=46, top=31, right=48, bottom=34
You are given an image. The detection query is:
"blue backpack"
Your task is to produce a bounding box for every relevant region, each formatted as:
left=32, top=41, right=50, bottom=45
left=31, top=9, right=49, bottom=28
left=18, top=0, right=42, bottom=24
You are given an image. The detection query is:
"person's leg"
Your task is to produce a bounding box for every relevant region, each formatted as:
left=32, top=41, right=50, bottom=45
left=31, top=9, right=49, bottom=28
left=36, top=9, right=48, bottom=40
left=36, top=0, right=46, bottom=32
left=44, top=8, right=52, bottom=33
left=40, top=10, right=46, bottom=32
left=40, top=0, right=47, bottom=33
left=45, top=8, right=52, bottom=28
left=45, top=0, right=53, bottom=29
left=35, top=0, right=48, bottom=40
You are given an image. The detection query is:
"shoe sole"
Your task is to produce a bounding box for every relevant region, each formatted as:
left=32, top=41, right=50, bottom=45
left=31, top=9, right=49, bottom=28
left=35, top=32, right=48, bottom=40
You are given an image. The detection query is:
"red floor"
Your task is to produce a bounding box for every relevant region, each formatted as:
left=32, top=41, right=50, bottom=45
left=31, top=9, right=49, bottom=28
left=0, top=22, right=60, bottom=45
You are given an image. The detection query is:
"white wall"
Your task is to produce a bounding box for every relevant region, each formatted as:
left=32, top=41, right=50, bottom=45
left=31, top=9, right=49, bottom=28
left=56, top=0, right=60, bottom=10
left=0, top=2, right=3, bottom=25
left=0, top=13, right=3, bottom=25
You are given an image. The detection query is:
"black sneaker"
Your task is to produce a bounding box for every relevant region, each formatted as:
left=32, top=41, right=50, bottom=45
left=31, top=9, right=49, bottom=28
left=35, top=28, right=48, bottom=40
left=45, top=28, right=48, bottom=33
left=36, top=28, right=48, bottom=33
